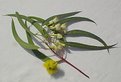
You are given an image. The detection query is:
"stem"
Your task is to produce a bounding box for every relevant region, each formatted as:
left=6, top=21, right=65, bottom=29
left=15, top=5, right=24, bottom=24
left=45, top=43, right=90, bottom=79
left=28, top=22, right=90, bottom=78
left=34, top=34, right=90, bottom=78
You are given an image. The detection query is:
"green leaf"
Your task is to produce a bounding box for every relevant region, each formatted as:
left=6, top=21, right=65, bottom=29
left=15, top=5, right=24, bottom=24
left=15, top=12, right=35, bottom=36
left=66, top=30, right=109, bottom=52
left=43, top=11, right=81, bottom=25
left=7, top=13, right=49, bottom=39
left=28, top=16, right=45, bottom=23
left=11, top=19, right=39, bottom=49
left=25, top=21, right=50, bottom=61
left=64, top=42, right=116, bottom=50
left=57, top=17, right=96, bottom=25
left=26, top=29, right=50, bottom=62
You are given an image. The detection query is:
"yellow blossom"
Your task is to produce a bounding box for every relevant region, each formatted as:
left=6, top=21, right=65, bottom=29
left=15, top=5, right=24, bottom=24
left=43, top=59, right=58, bottom=75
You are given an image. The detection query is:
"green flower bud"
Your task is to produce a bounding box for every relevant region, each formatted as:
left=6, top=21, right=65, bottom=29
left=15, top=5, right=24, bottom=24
left=61, top=23, right=67, bottom=29
left=50, top=44, right=58, bottom=51
left=55, top=42, right=65, bottom=47
left=63, top=30, right=67, bottom=34
left=57, top=45, right=63, bottom=50
left=50, top=26, right=56, bottom=29
left=53, top=17, right=59, bottom=23
left=56, top=34, right=63, bottom=39
left=49, top=20, right=54, bottom=25
left=50, top=33, right=63, bottom=39
left=55, top=23, right=61, bottom=31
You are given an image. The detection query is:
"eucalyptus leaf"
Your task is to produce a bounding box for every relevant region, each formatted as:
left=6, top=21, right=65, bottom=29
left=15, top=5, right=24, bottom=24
left=7, top=13, right=49, bottom=39
left=66, top=30, right=109, bottom=52
left=15, top=12, right=35, bottom=36
left=43, top=11, right=81, bottom=25
left=57, top=17, right=96, bottom=25
left=12, top=19, right=39, bottom=49
left=8, top=11, right=116, bottom=78
left=28, top=16, right=45, bottom=23
left=26, top=29, right=50, bottom=62
left=64, top=41, right=116, bottom=50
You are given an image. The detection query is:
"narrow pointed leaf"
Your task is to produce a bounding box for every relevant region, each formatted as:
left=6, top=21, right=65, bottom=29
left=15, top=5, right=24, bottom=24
left=28, top=16, right=45, bottom=23
left=43, top=11, right=81, bottom=25
left=7, top=13, right=49, bottom=39
left=57, top=17, right=96, bottom=25
left=64, top=42, right=115, bottom=50
left=66, top=30, right=109, bottom=51
left=26, top=30, right=50, bottom=61
left=15, top=12, right=35, bottom=35
left=25, top=21, right=50, bottom=61
left=11, top=19, right=39, bottom=49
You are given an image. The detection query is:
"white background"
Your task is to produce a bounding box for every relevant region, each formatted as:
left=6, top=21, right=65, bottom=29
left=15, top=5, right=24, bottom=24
left=0, top=0, right=121, bottom=82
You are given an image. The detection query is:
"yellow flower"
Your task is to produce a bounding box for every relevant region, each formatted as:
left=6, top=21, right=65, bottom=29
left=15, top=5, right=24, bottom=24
left=43, top=59, right=58, bottom=75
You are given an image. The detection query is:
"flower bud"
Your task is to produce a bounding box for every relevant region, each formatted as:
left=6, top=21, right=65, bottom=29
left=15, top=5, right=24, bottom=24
left=49, top=20, right=53, bottom=25
left=61, top=23, right=67, bottom=29
left=50, top=26, right=55, bottom=29
left=63, top=30, right=67, bottom=34
left=53, top=17, right=59, bottom=23
left=55, top=23, right=61, bottom=31
left=50, top=43, right=58, bottom=51
left=57, top=34, right=63, bottom=39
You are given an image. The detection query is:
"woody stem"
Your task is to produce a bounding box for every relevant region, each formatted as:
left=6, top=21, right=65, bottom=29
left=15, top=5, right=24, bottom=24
left=34, top=34, right=89, bottom=78
left=45, top=43, right=90, bottom=79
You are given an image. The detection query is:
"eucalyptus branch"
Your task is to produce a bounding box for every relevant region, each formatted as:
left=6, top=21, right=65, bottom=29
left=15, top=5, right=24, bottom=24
left=46, top=42, right=90, bottom=78
left=34, top=34, right=90, bottom=78
left=8, top=11, right=116, bottom=79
